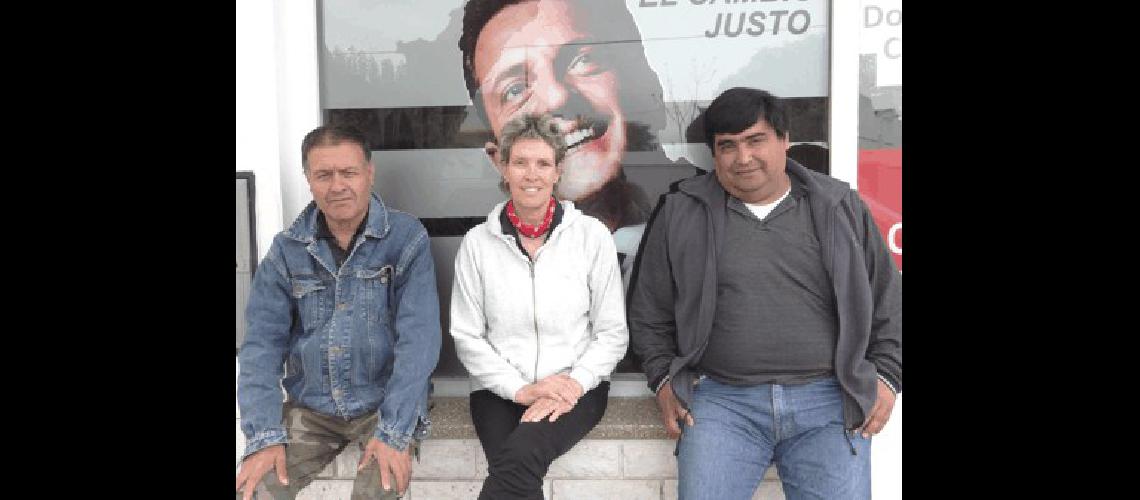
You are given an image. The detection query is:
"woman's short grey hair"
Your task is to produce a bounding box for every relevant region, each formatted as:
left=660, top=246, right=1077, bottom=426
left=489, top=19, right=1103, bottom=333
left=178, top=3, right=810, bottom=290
left=498, top=113, right=567, bottom=166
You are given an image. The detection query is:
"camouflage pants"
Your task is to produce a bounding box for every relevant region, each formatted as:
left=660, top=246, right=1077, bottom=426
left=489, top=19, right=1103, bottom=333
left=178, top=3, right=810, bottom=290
left=241, top=403, right=407, bottom=500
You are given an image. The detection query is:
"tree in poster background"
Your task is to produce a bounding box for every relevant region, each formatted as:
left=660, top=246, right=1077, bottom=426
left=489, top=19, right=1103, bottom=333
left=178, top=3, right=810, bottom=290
left=661, top=58, right=718, bottom=143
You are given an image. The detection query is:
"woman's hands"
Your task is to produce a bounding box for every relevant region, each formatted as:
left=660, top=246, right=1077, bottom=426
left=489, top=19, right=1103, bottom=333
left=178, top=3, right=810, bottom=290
left=521, top=396, right=576, bottom=423
left=513, top=373, right=585, bottom=422
left=513, top=373, right=583, bottom=406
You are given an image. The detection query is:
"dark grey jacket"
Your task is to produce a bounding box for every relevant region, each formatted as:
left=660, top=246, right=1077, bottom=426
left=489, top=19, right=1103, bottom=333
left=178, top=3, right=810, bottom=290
left=628, top=159, right=902, bottom=429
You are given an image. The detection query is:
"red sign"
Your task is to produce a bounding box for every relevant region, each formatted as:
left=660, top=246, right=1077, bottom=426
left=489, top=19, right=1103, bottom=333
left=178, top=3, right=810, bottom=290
left=857, top=148, right=902, bottom=270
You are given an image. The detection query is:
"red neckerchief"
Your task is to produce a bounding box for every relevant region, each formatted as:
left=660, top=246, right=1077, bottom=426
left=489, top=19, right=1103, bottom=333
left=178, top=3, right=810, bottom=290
left=506, top=197, right=556, bottom=238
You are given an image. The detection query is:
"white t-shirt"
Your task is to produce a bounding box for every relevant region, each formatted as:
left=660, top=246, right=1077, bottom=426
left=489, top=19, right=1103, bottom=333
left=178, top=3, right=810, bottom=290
left=742, top=186, right=792, bottom=220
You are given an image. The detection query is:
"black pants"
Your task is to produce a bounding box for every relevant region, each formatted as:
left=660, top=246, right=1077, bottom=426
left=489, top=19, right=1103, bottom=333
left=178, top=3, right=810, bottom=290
left=469, top=382, right=610, bottom=500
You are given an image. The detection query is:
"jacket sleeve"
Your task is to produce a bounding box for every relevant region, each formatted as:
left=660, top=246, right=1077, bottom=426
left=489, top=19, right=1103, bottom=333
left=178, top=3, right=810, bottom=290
left=375, top=226, right=442, bottom=451
left=568, top=220, right=630, bottom=393
left=627, top=199, right=680, bottom=392
left=449, top=234, right=531, bottom=402
left=237, top=237, right=292, bottom=459
left=850, top=191, right=903, bottom=393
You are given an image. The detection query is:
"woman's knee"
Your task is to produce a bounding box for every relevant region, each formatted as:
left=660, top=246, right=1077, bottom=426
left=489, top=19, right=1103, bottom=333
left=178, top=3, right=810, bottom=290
left=491, top=436, right=558, bottom=473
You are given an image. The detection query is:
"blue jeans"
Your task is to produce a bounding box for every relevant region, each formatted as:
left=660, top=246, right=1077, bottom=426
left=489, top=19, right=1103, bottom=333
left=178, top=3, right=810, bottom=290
left=676, top=376, right=871, bottom=500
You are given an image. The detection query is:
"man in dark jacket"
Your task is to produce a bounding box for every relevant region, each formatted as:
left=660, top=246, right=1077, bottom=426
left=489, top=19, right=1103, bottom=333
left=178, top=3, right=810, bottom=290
left=628, top=87, right=901, bottom=500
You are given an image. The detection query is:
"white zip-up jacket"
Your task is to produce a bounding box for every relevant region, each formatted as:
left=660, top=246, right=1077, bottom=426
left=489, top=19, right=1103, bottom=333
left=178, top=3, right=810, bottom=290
left=450, top=200, right=629, bottom=401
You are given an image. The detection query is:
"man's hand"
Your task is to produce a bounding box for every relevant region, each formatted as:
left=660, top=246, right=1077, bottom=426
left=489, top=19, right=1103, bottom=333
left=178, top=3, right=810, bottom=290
left=358, top=437, right=413, bottom=495
left=235, top=444, right=287, bottom=500
left=520, top=396, right=576, bottom=423
left=655, top=380, right=694, bottom=439
left=514, top=374, right=583, bottom=406
left=859, top=379, right=897, bottom=438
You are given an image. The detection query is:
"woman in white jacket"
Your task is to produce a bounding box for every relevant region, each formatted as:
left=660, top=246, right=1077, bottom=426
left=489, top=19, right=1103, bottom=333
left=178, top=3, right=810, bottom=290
left=450, top=113, right=629, bottom=500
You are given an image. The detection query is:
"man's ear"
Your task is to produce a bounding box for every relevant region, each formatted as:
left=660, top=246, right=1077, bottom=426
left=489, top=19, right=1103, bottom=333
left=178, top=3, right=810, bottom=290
left=485, top=141, right=503, bottom=173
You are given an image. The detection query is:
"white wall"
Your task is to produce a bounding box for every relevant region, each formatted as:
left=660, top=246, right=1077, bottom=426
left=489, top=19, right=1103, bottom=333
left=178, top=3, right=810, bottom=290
left=273, top=1, right=323, bottom=226
left=872, top=395, right=902, bottom=499
left=829, top=0, right=860, bottom=189
left=236, top=0, right=320, bottom=260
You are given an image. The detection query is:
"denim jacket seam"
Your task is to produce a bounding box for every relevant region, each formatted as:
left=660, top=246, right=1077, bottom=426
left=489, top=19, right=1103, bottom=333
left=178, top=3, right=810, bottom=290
left=264, top=243, right=289, bottom=280
left=375, top=396, right=432, bottom=448
left=374, top=422, right=413, bottom=450
left=243, top=428, right=288, bottom=459
left=394, top=228, right=428, bottom=276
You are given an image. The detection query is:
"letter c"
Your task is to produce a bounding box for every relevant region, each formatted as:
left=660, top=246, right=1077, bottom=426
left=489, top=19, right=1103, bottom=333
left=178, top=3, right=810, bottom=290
left=888, top=222, right=902, bottom=255
left=884, top=37, right=901, bottom=59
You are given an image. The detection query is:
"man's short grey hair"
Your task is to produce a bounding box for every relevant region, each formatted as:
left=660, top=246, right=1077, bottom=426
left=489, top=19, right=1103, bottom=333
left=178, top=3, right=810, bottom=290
left=301, top=124, right=370, bottom=172
left=498, top=113, right=567, bottom=166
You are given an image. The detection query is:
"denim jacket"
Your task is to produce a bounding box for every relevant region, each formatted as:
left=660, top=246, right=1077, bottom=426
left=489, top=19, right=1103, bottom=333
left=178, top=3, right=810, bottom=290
left=238, top=193, right=441, bottom=459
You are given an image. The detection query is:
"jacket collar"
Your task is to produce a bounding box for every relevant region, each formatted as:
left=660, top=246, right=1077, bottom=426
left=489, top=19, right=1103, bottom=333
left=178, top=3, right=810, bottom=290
left=284, top=192, right=391, bottom=244
left=485, top=199, right=581, bottom=240
left=677, top=158, right=849, bottom=208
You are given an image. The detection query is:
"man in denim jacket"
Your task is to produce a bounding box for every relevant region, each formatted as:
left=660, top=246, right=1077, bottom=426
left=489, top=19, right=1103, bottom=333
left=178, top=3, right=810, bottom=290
left=236, top=125, right=441, bottom=499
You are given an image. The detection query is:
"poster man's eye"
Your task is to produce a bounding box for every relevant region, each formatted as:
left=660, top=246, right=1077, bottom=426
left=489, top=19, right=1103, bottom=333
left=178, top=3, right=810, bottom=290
left=502, top=81, right=526, bottom=104
left=567, top=49, right=603, bottom=76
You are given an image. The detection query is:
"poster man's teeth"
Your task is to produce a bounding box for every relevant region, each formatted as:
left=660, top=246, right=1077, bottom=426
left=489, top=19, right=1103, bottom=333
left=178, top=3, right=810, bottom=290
left=565, top=128, right=593, bottom=147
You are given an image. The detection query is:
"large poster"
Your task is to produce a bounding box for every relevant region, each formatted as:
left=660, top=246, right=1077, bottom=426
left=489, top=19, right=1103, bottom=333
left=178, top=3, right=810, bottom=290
left=319, top=0, right=831, bottom=375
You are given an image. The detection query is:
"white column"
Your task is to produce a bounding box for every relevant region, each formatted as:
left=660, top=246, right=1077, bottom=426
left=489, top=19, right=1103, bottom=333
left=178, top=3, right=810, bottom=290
left=274, top=0, right=322, bottom=225
left=236, top=0, right=284, bottom=260
left=873, top=395, right=902, bottom=500
left=828, top=0, right=860, bottom=188
left=235, top=0, right=322, bottom=257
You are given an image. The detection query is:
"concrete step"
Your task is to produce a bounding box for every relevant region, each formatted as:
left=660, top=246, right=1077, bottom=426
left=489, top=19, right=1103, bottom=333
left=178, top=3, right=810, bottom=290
left=428, top=396, right=668, bottom=440
left=297, top=438, right=783, bottom=500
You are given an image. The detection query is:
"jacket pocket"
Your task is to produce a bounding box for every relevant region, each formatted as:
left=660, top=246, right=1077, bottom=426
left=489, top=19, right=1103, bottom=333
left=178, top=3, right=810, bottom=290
left=357, top=265, right=394, bottom=382
left=290, top=275, right=328, bottom=332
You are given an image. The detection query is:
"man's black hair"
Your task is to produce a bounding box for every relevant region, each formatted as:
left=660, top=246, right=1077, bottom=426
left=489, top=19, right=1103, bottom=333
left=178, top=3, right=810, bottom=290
left=703, top=87, right=788, bottom=152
